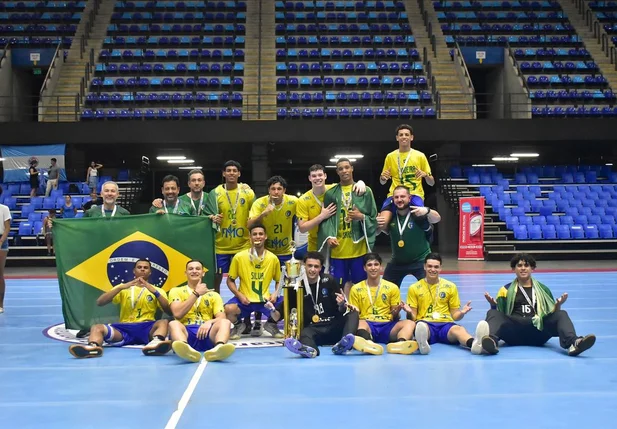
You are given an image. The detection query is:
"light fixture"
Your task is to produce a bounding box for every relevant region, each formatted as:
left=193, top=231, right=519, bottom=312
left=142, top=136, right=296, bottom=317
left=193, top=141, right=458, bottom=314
left=178, top=166, right=202, bottom=170
left=509, top=153, right=539, bottom=157
left=0, top=157, right=5, bottom=161
left=472, top=164, right=496, bottom=167
left=157, top=155, right=186, bottom=160
left=492, top=157, right=519, bottom=162
left=325, top=165, right=337, bottom=168
left=606, top=163, right=613, bottom=166
left=168, top=159, right=195, bottom=164
left=296, top=191, right=302, bottom=197
left=334, top=154, right=364, bottom=159
left=329, top=158, right=357, bottom=163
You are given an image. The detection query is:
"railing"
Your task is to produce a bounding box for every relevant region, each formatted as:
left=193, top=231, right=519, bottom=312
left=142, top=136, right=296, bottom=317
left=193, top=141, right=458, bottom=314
left=452, top=41, right=476, bottom=118
left=575, top=0, right=616, bottom=66
left=80, top=0, right=102, bottom=59
left=37, top=43, right=65, bottom=121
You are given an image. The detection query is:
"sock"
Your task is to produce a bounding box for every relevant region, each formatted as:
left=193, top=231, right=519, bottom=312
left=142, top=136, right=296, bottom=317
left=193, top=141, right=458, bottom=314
left=356, top=329, right=372, bottom=340
left=396, top=338, right=406, bottom=342
left=215, top=341, right=225, bottom=346
left=465, top=338, right=474, bottom=348
left=154, top=335, right=165, bottom=341
left=266, top=316, right=276, bottom=324
left=88, top=341, right=101, bottom=347
left=255, top=312, right=262, bottom=323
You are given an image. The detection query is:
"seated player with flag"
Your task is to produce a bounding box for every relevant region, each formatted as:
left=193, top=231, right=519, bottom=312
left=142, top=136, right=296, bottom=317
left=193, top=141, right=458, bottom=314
left=224, top=224, right=283, bottom=338
left=68, top=259, right=172, bottom=358
left=349, top=253, right=418, bottom=355
left=168, top=260, right=236, bottom=363
left=404, top=253, right=495, bottom=355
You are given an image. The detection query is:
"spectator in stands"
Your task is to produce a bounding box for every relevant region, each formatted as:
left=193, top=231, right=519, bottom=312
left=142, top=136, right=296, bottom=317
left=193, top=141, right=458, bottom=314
left=82, top=190, right=102, bottom=211
left=84, top=181, right=130, bottom=218
left=482, top=253, right=596, bottom=357
left=43, top=209, right=56, bottom=256
left=377, top=186, right=441, bottom=287
left=86, top=161, right=103, bottom=192
left=29, top=159, right=39, bottom=197
left=45, top=158, right=60, bottom=197
left=0, top=185, right=11, bottom=314
left=60, top=195, right=77, bottom=219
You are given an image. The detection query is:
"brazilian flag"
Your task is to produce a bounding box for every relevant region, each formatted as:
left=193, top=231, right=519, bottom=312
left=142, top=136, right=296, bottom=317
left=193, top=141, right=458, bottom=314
left=54, top=214, right=215, bottom=330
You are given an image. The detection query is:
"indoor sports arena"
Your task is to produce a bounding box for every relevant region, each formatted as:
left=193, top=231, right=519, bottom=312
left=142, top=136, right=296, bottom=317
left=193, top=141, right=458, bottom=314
left=0, top=1, right=616, bottom=428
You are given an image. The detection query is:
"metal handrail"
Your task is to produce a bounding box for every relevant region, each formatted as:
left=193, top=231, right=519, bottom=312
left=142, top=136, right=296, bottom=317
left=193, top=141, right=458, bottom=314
left=39, top=42, right=63, bottom=98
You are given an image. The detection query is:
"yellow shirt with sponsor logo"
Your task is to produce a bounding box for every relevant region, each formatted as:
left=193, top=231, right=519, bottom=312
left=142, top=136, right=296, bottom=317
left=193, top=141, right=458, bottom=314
left=349, top=279, right=400, bottom=322
left=228, top=249, right=281, bottom=302
left=249, top=194, right=298, bottom=256
left=406, top=278, right=461, bottom=323
left=296, top=184, right=335, bottom=252
left=112, top=286, right=167, bottom=323
left=332, top=184, right=367, bottom=259
left=212, top=184, right=255, bottom=254
left=168, top=286, right=225, bottom=325
left=382, top=148, right=431, bottom=198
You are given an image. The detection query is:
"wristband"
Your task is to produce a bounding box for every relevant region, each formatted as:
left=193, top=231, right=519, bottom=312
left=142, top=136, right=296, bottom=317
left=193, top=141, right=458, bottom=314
left=192, top=290, right=200, bottom=298
left=153, top=290, right=161, bottom=298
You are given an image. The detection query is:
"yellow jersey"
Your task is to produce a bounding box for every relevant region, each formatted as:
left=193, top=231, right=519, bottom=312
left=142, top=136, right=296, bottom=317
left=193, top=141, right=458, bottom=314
left=228, top=249, right=281, bottom=302
left=112, top=286, right=167, bottom=323
left=349, top=279, right=400, bottom=322
left=332, top=184, right=367, bottom=259
left=296, top=184, right=335, bottom=252
left=249, top=194, right=298, bottom=256
left=210, top=184, right=255, bottom=254
left=406, top=278, right=461, bottom=323
left=382, top=148, right=431, bottom=198
left=168, top=286, right=225, bottom=325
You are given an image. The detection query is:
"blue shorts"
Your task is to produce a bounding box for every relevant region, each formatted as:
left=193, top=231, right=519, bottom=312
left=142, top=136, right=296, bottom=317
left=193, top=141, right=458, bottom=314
left=0, top=240, right=8, bottom=251
left=380, top=195, right=424, bottom=213
left=226, top=296, right=284, bottom=319
left=105, top=321, right=156, bottom=346
left=366, top=320, right=398, bottom=344
left=294, top=243, right=308, bottom=260
left=329, top=256, right=366, bottom=285
left=216, top=254, right=233, bottom=274
left=424, top=321, right=458, bottom=345
left=277, top=254, right=292, bottom=265
left=186, top=324, right=215, bottom=352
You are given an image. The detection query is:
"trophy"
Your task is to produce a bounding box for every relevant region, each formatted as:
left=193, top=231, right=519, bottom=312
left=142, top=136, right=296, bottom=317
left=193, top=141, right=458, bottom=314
left=282, top=241, right=304, bottom=339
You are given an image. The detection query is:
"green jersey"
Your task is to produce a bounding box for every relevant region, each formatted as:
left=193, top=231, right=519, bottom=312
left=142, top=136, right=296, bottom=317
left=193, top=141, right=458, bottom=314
left=149, top=198, right=191, bottom=215
left=84, top=205, right=131, bottom=218
left=178, top=192, right=208, bottom=216
left=388, top=211, right=431, bottom=265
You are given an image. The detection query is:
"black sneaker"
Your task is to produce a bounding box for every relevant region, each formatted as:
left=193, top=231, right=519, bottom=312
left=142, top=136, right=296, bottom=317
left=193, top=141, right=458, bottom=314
left=76, top=329, right=90, bottom=339
left=568, top=334, right=596, bottom=356
left=241, top=316, right=252, bottom=335
left=481, top=336, right=499, bottom=355
left=251, top=322, right=263, bottom=337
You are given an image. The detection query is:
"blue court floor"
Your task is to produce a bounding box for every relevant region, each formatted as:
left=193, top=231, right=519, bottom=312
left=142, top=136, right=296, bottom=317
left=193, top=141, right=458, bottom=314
left=1, top=271, right=616, bottom=429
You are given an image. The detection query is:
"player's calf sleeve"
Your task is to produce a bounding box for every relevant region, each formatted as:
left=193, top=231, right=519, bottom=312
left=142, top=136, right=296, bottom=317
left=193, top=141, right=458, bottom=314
left=356, top=329, right=372, bottom=340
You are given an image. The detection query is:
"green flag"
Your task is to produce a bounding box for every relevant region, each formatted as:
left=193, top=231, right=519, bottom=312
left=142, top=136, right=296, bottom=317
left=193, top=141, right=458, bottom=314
left=54, top=214, right=215, bottom=330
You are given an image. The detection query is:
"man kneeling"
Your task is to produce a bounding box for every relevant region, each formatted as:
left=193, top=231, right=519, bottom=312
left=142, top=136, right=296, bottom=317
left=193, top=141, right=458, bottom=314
left=69, top=259, right=172, bottom=358
left=169, top=260, right=236, bottom=363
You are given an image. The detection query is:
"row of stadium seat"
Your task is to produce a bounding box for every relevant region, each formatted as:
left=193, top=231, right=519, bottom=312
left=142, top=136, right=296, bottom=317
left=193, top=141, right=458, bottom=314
left=444, top=34, right=582, bottom=45
left=276, top=91, right=432, bottom=102
left=110, top=12, right=245, bottom=21
left=95, top=62, right=244, bottom=74
left=85, top=92, right=243, bottom=104
left=276, top=76, right=428, bottom=87
left=107, top=23, right=245, bottom=33
left=433, top=1, right=560, bottom=10
left=506, top=214, right=617, bottom=228
left=81, top=108, right=242, bottom=119
left=525, top=75, right=608, bottom=85
left=99, top=49, right=244, bottom=59
left=276, top=1, right=405, bottom=11
left=529, top=89, right=615, bottom=100
left=103, top=36, right=245, bottom=46
left=469, top=171, right=617, bottom=184
left=453, top=164, right=614, bottom=177
left=275, top=12, right=409, bottom=21
left=513, top=47, right=590, bottom=57
left=276, top=61, right=424, bottom=74
left=91, top=77, right=244, bottom=89
left=276, top=48, right=418, bottom=59
left=512, top=224, right=617, bottom=239
left=0, top=1, right=86, bottom=9
left=113, top=1, right=247, bottom=11
left=277, top=106, right=436, bottom=118
left=276, top=23, right=408, bottom=32
left=441, top=23, right=571, bottom=32
left=531, top=106, right=617, bottom=117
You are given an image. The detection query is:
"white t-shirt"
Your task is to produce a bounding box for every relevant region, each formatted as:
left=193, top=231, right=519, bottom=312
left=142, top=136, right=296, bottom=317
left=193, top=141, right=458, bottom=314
left=0, top=204, right=12, bottom=235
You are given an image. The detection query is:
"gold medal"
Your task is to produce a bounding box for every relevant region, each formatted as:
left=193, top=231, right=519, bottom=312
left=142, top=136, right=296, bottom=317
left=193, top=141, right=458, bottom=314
left=231, top=219, right=237, bottom=225
left=398, top=240, right=405, bottom=248
left=312, top=314, right=320, bottom=323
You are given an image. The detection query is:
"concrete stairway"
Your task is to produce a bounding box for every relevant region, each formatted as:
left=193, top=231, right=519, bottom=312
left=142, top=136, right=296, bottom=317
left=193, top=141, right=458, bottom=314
left=560, top=0, right=617, bottom=92
left=42, top=0, right=115, bottom=122
left=403, top=0, right=474, bottom=119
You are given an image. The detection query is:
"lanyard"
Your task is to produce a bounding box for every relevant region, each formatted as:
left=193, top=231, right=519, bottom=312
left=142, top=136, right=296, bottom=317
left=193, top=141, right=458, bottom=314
left=164, top=199, right=180, bottom=214
left=303, top=272, right=321, bottom=312
left=188, top=192, right=204, bottom=215
left=366, top=281, right=382, bottom=308
left=397, top=150, right=412, bottom=184
left=518, top=285, right=536, bottom=309
left=224, top=185, right=240, bottom=217
left=101, top=205, right=117, bottom=217
left=341, top=188, right=352, bottom=210
left=130, top=286, right=146, bottom=309
left=396, top=210, right=412, bottom=237
left=311, top=189, right=323, bottom=208
left=428, top=280, right=442, bottom=310
left=248, top=247, right=265, bottom=265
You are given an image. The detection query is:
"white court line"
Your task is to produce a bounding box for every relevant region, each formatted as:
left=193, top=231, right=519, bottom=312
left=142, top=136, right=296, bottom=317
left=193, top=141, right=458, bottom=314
left=5, top=305, right=61, bottom=308
left=164, top=359, right=208, bottom=429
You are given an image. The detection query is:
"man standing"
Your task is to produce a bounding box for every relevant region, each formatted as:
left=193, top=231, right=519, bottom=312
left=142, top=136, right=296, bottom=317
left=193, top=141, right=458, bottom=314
left=84, top=181, right=130, bottom=218
left=348, top=253, right=417, bottom=355
left=179, top=169, right=208, bottom=216
left=68, top=259, right=172, bottom=358
left=482, top=253, right=596, bottom=356
left=378, top=186, right=441, bottom=287
left=45, top=157, right=60, bottom=197
left=149, top=175, right=190, bottom=215
left=224, top=224, right=283, bottom=338
left=317, top=158, right=377, bottom=296
left=168, top=260, right=236, bottom=363
left=273, top=251, right=377, bottom=358
left=404, top=253, right=495, bottom=355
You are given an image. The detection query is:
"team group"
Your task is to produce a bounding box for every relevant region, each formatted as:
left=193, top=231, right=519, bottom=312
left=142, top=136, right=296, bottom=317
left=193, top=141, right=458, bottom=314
left=68, top=124, right=596, bottom=362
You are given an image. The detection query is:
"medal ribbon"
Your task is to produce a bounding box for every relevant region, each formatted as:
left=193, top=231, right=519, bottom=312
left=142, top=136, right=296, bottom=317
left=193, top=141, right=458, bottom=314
left=311, top=190, right=323, bottom=208
left=366, top=281, right=382, bottom=309
left=189, top=192, right=204, bottom=215
left=101, top=205, right=117, bottom=217
left=518, top=285, right=536, bottom=311
left=397, top=150, right=412, bottom=185
left=130, top=285, right=146, bottom=309
left=429, top=280, right=442, bottom=317
left=248, top=247, right=265, bottom=266
left=302, top=271, right=321, bottom=313
left=224, top=185, right=240, bottom=218
left=164, top=199, right=180, bottom=214
left=396, top=210, right=412, bottom=240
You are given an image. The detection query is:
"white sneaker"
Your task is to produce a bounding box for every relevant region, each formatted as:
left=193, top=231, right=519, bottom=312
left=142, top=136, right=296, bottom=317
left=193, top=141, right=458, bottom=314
left=264, top=321, right=284, bottom=338
left=471, top=320, right=490, bottom=355
left=230, top=321, right=245, bottom=340
left=0, top=307, right=4, bottom=314
left=415, top=322, right=431, bottom=355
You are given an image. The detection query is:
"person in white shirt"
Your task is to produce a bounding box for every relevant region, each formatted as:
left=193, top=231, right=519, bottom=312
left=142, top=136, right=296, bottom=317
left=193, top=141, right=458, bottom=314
left=0, top=185, right=13, bottom=313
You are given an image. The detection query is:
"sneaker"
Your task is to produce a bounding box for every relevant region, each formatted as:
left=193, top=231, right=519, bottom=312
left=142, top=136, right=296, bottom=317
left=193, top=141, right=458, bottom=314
left=386, top=340, right=419, bottom=355
left=568, top=334, right=596, bottom=357
left=172, top=341, right=201, bottom=363
left=251, top=322, right=263, bottom=337
left=415, top=322, right=431, bottom=355
left=352, top=336, right=384, bottom=355
left=69, top=343, right=103, bottom=359
left=481, top=336, right=499, bottom=355
left=230, top=321, right=245, bottom=340
left=75, top=329, right=90, bottom=339
left=242, top=316, right=252, bottom=335
left=204, top=343, right=236, bottom=362
left=264, top=321, right=284, bottom=338
left=332, top=333, right=355, bottom=355
left=284, top=338, right=318, bottom=358
left=142, top=338, right=172, bottom=356
left=471, top=320, right=490, bottom=355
